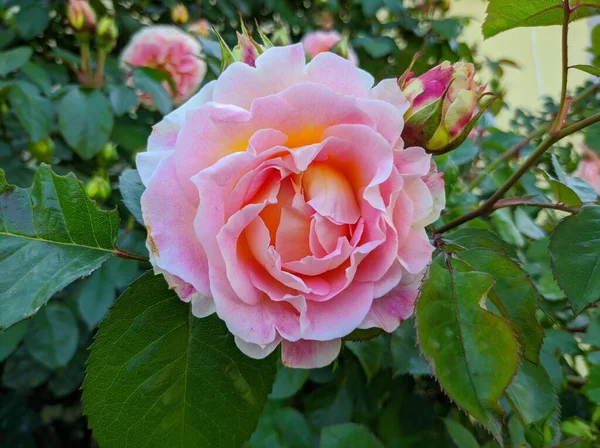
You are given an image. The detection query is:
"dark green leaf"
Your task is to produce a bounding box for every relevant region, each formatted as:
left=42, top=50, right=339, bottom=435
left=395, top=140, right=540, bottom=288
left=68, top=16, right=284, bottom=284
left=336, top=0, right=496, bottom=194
left=0, top=319, right=29, bottom=362
left=443, top=418, right=480, bottom=448
left=77, top=257, right=140, bottom=329
left=390, top=317, right=430, bottom=376
left=305, top=383, right=352, bottom=429
left=14, top=2, right=50, bottom=39
left=119, top=169, right=144, bottom=225
left=320, top=423, right=384, bottom=448
left=0, top=46, right=32, bottom=76
left=571, top=64, right=600, bottom=77
left=506, top=361, right=559, bottom=425
left=9, top=85, right=53, bottom=142
left=133, top=67, right=173, bottom=116
left=443, top=228, right=518, bottom=260
left=58, top=87, right=114, bottom=159
left=270, top=365, right=310, bottom=400
left=248, top=404, right=313, bottom=448
left=24, top=303, right=79, bottom=369
left=549, top=206, right=600, bottom=314
left=48, top=346, right=88, bottom=398
left=456, top=249, right=544, bottom=363
left=20, top=62, right=52, bottom=95
left=447, top=139, right=478, bottom=166
left=582, top=364, right=600, bottom=405
left=416, top=261, right=519, bottom=441
left=0, top=166, right=119, bottom=329
left=346, top=336, right=385, bottom=382
left=483, top=0, right=599, bottom=39
left=108, top=84, right=138, bottom=116
left=83, top=272, right=277, bottom=448
left=2, top=346, right=51, bottom=389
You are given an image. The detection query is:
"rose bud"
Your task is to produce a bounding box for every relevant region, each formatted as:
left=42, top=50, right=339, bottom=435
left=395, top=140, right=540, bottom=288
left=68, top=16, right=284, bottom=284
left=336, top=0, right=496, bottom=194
left=67, top=0, right=97, bottom=33
left=171, top=4, right=189, bottom=25
left=96, top=16, right=118, bottom=50
left=85, top=175, right=111, bottom=203
left=400, top=61, right=492, bottom=154
left=29, top=137, right=55, bottom=164
left=216, top=22, right=268, bottom=70
left=188, top=19, right=211, bottom=38
left=97, top=142, right=119, bottom=167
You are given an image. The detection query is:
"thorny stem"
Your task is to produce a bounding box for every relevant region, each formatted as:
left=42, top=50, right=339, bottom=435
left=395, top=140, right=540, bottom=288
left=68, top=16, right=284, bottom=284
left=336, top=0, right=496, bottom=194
left=550, top=0, right=572, bottom=135
left=114, top=248, right=149, bottom=263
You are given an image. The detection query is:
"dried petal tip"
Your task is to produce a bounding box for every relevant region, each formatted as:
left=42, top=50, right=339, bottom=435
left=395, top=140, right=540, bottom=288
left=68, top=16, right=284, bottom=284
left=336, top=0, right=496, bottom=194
left=67, top=0, right=97, bottom=33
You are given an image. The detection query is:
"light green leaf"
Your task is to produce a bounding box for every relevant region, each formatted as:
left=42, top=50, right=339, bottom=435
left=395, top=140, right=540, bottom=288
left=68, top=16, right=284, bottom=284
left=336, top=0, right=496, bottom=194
left=0, top=46, right=32, bottom=77
left=443, top=419, right=480, bottom=448
left=551, top=154, right=598, bottom=203
left=346, top=336, right=385, bottom=382
left=456, top=249, right=544, bottom=363
left=0, top=319, right=29, bottom=362
left=0, top=165, right=119, bottom=329
left=490, top=208, right=525, bottom=247
left=9, top=84, right=54, bottom=142
left=320, top=423, right=385, bottom=448
left=549, top=205, right=600, bottom=313
left=133, top=67, right=173, bottom=116
left=483, top=0, right=600, bottom=39
left=571, top=64, right=600, bottom=77
left=270, top=365, right=310, bottom=400
left=58, top=87, right=114, bottom=159
left=515, top=208, right=545, bottom=240
left=119, top=169, right=144, bottom=225
left=24, top=303, right=79, bottom=369
left=444, top=228, right=518, bottom=260
left=506, top=361, right=559, bottom=425
left=416, top=261, right=519, bottom=441
left=583, top=364, right=600, bottom=405
left=83, top=272, right=277, bottom=448
left=390, top=317, right=430, bottom=376
left=107, top=84, right=138, bottom=116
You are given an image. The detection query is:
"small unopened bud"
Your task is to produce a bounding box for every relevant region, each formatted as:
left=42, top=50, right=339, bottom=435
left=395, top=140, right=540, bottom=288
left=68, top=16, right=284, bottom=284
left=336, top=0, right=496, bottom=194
left=96, top=16, right=118, bottom=50
left=270, top=26, right=291, bottom=47
left=85, top=175, right=111, bottom=203
left=171, top=4, right=189, bottom=25
left=216, top=21, right=266, bottom=70
left=67, top=0, right=97, bottom=33
left=188, top=19, right=210, bottom=38
left=29, top=137, right=55, bottom=164
left=97, top=142, right=119, bottom=167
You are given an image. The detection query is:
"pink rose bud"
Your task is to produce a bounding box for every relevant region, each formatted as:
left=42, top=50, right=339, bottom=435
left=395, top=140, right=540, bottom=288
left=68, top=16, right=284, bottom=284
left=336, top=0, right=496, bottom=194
left=188, top=19, right=211, bottom=38
left=400, top=61, right=488, bottom=153
left=171, top=4, right=189, bottom=25
left=216, top=22, right=269, bottom=70
left=302, top=31, right=359, bottom=66
left=574, top=147, right=600, bottom=193
left=67, top=0, right=97, bottom=33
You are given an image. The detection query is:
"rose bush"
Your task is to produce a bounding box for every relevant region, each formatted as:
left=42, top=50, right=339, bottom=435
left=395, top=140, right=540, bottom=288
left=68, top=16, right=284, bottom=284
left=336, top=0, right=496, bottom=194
left=139, top=44, right=444, bottom=368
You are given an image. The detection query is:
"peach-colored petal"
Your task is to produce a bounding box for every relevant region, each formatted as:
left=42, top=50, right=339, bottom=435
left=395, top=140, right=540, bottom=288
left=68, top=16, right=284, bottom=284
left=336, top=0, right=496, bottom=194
left=397, top=227, right=434, bottom=275
left=282, top=338, right=341, bottom=369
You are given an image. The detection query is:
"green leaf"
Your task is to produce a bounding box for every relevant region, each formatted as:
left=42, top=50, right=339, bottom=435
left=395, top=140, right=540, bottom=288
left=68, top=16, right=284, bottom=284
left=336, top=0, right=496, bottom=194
left=58, top=87, right=114, bottom=159
left=549, top=206, right=600, bottom=314
left=550, top=154, right=598, bottom=204
left=0, top=165, right=119, bottom=329
left=2, top=346, right=51, bottom=389
left=21, top=61, right=52, bottom=95
left=490, top=208, right=525, bottom=247
left=24, top=302, right=79, bottom=369
left=443, top=228, right=518, bottom=260
left=346, top=336, right=385, bottom=382
left=483, top=0, right=600, bottom=39
left=248, top=404, right=313, bottom=448
left=390, top=317, right=430, bottom=376
left=270, top=365, right=310, bottom=400
left=515, top=208, right=545, bottom=240
left=119, top=169, right=144, bottom=225
left=583, top=364, right=600, bottom=405
left=456, top=249, right=544, bottom=363
left=8, top=84, right=53, bottom=142
left=0, top=319, right=29, bottom=362
left=320, top=423, right=384, bottom=448
left=0, top=46, right=32, bottom=76
left=133, top=67, right=173, bottom=116
left=305, top=382, right=353, bottom=429
left=14, top=1, right=50, bottom=39
left=83, top=272, right=277, bottom=448
left=416, top=261, right=519, bottom=441
left=506, top=361, right=559, bottom=425
left=571, top=64, right=600, bottom=77
left=107, top=84, right=138, bottom=116
left=443, top=419, right=480, bottom=448
left=49, top=346, right=88, bottom=398
left=77, top=257, right=140, bottom=329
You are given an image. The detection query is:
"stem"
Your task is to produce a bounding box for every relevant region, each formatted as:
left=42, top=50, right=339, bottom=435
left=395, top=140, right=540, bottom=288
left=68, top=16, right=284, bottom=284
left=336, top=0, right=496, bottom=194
left=550, top=0, right=571, bottom=134
left=435, top=112, right=600, bottom=234
left=80, top=40, right=92, bottom=86
left=492, top=197, right=579, bottom=214
left=94, top=48, right=107, bottom=88
left=114, top=249, right=149, bottom=263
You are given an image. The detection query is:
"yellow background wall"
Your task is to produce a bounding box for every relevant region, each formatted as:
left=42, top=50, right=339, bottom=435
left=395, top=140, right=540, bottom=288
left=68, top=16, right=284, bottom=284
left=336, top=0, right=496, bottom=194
left=448, top=0, right=593, bottom=129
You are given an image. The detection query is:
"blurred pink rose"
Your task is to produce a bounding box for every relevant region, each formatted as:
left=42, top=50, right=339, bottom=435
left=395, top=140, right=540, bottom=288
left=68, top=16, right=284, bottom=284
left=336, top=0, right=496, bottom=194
left=574, top=147, right=600, bottom=193
left=302, top=31, right=359, bottom=66
left=121, top=25, right=206, bottom=106
left=401, top=61, right=484, bottom=151
left=138, top=44, right=444, bottom=368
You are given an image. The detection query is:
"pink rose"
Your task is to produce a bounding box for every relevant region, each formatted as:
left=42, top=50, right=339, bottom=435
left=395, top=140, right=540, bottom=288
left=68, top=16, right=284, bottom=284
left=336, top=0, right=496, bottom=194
left=121, top=25, right=206, bottom=106
left=302, top=31, right=359, bottom=66
left=67, top=0, right=96, bottom=32
left=574, top=147, right=600, bottom=193
left=138, top=44, right=445, bottom=368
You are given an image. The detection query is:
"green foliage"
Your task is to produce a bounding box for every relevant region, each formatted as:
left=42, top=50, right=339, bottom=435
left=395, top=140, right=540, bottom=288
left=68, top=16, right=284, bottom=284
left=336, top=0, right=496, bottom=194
left=83, top=272, right=277, bottom=448
left=320, top=423, right=385, bottom=448
left=133, top=67, right=174, bottom=116
left=0, top=166, right=119, bottom=329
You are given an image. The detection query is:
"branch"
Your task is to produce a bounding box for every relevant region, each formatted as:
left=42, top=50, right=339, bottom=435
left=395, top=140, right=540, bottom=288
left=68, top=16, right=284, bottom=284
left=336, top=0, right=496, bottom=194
left=114, top=248, right=149, bottom=263
left=491, top=196, right=579, bottom=214
left=550, top=0, right=571, bottom=135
